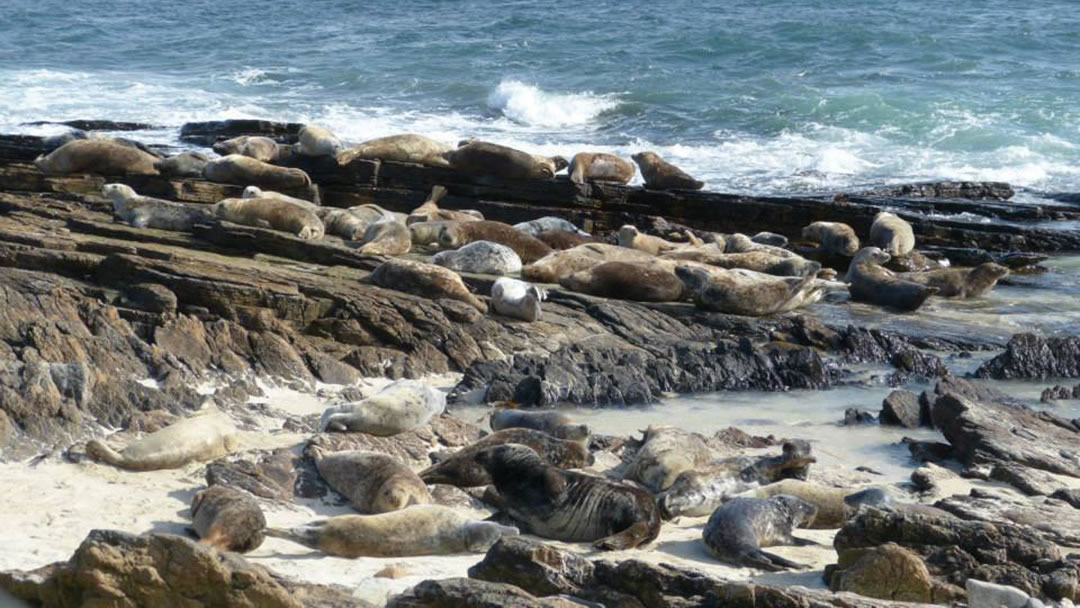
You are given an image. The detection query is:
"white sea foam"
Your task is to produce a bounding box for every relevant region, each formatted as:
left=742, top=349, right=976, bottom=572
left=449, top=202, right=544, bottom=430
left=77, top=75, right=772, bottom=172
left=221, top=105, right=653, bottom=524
left=486, top=79, right=618, bottom=129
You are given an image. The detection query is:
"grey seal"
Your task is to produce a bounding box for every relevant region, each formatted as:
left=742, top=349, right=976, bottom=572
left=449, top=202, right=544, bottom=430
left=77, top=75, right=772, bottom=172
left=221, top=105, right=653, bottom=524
left=420, top=428, right=593, bottom=488
left=319, top=379, right=446, bottom=435
left=801, top=221, right=860, bottom=256
left=214, top=196, right=325, bottom=239
left=154, top=151, right=210, bottom=177
left=296, top=124, right=344, bottom=157
left=370, top=258, right=487, bottom=312
left=433, top=240, right=523, bottom=275
left=203, top=154, right=311, bottom=189
left=702, top=494, right=818, bottom=571
left=309, top=447, right=431, bottom=513
left=490, top=277, right=546, bottom=322
left=676, top=266, right=825, bottom=316
left=898, top=262, right=1009, bottom=298
left=358, top=219, right=412, bottom=256
left=190, top=485, right=266, bottom=553
left=870, top=211, right=916, bottom=256
left=488, top=407, right=589, bottom=442
left=35, top=139, right=160, bottom=176
left=512, top=216, right=587, bottom=237
left=438, top=220, right=552, bottom=264
left=560, top=261, right=685, bottom=302
left=632, top=151, right=704, bottom=190
left=212, top=135, right=286, bottom=162
left=102, top=183, right=213, bottom=231
left=568, top=152, right=636, bottom=185
left=846, top=247, right=938, bottom=311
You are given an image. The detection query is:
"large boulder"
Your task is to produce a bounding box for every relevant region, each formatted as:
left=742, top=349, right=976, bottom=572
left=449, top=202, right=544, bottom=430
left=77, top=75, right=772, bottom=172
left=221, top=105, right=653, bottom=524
left=832, top=543, right=941, bottom=603
left=975, top=333, right=1080, bottom=379
left=387, top=578, right=583, bottom=608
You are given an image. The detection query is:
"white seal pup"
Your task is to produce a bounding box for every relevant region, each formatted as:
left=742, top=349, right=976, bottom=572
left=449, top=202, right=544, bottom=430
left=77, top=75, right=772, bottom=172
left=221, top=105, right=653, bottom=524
left=432, top=241, right=523, bottom=275
left=870, top=211, right=916, bottom=256
left=295, top=124, right=344, bottom=157
left=490, top=277, right=546, bottom=322
left=266, top=504, right=518, bottom=558
left=512, top=216, right=588, bottom=237
left=241, top=185, right=319, bottom=210
left=86, top=407, right=241, bottom=471
left=102, top=183, right=213, bottom=231
left=320, top=379, right=446, bottom=435
left=214, top=197, right=325, bottom=239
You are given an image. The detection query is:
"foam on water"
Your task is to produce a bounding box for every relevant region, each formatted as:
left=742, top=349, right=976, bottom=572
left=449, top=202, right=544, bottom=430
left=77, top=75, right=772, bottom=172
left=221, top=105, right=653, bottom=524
left=486, top=79, right=619, bottom=130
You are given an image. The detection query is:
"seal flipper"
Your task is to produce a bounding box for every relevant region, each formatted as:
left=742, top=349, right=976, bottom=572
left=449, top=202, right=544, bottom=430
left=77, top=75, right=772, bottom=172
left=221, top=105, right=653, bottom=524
left=742, top=548, right=810, bottom=571
left=85, top=439, right=126, bottom=467
left=593, top=521, right=651, bottom=551
left=787, top=535, right=819, bottom=547
left=265, top=522, right=324, bottom=551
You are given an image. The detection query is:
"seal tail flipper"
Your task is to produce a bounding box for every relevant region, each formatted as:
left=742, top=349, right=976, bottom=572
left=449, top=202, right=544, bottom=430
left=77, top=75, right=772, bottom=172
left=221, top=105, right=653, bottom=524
left=426, top=185, right=448, bottom=205
left=265, top=523, right=323, bottom=551
left=743, top=549, right=811, bottom=571
left=85, top=439, right=126, bottom=467
left=593, top=521, right=652, bottom=551
left=789, top=535, right=820, bottom=547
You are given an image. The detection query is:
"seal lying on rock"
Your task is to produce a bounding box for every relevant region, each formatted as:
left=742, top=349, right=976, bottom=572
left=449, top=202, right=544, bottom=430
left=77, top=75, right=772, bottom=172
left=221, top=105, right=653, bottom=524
left=632, top=151, right=704, bottom=190
left=522, top=243, right=653, bottom=283
left=898, top=263, right=1009, bottom=298
left=801, top=221, right=860, bottom=256
left=337, top=133, right=452, bottom=167
left=370, top=258, right=487, bottom=312
left=676, top=266, right=824, bottom=316
left=490, top=277, right=546, bottom=322
left=190, top=485, right=266, bottom=553
left=212, top=136, right=287, bottom=162
left=489, top=408, right=589, bottom=443
left=267, top=504, right=517, bottom=558
left=296, top=124, right=344, bottom=157
left=568, top=152, right=636, bottom=185
left=846, top=247, right=937, bottom=311
left=702, top=495, right=818, bottom=571
left=35, top=139, right=160, bottom=176
left=561, top=261, right=685, bottom=302
left=310, top=447, right=431, bottom=513
left=320, top=379, right=446, bottom=435
left=433, top=241, right=523, bottom=275
left=241, top=185, right=318, bottom=210
left=438, top=221, right=552, bottom=264
left=154, top=151, right=210, bottom=177
left=444, top=141, right=563, bottom=181
left=358, top=219, right=412, bottom=256
left=407, top=185, right=483, bottom=224
left=618, top=225, right=701, bottom=255
left=661, top=249, right=821, bottom=278
left=409, top=220, right=456, bottom=246
left=513, top=216, right=587, bottom=237
left=625, top=425, right=712, bottom=492
left=420, top=428, right=593, bottom=487
left=723, top=233, right=800, bottom=259
left=870, top=211, right=915, bottom=256
left=536, top=230, right=595, bottom=250
left=477, top=444, right=661, bottom=550
left=349, top=203, right=405, bottom=225
left=102, top=183, right=213, bottom=231
left=86, top=407, right=240, bottom=471
left=204, top=154, right=311, bottom=189
left=214, top=197, right=325, bottom=239
left=315, top=208, right=368, bottom=240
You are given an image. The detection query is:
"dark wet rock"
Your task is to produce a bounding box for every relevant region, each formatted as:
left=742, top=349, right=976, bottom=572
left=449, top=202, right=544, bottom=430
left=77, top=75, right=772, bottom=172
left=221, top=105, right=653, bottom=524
left=1050, top=488, right=1080, bottom=509
left=975, top=333, right=1080, bottom=379
left=387, top=578, right=585, bottom=608
left=206, top=448, right=319, bottom=501
left=904, top=439, right=954, bottom=464
left=858, top=181, right=1015, bottom=200
left=23, top=119, right=159, bottom=132
left=179, top=119, right=304, bottom=146
left=709, top=426, right=778, bottom=450
left=121, top=282, right=178, bottom=313
left=881, top=251, right=945, bottom=274
left=834, top=325, right=947, bottom=380
left=880, top=389, right=926, bottom=428
left=934, top=490, right=1080, bottom=546
left=929, top=248, right=1050, bottom=273
left=0, top=529, right=363, bottom=608
left=844, top=408, right=877, bottom=425
left=1041, top=384, right=1080, bottom=403
left=988, top=463, right=1060, bottom=496
left=910, top=464, right=959, bottom=494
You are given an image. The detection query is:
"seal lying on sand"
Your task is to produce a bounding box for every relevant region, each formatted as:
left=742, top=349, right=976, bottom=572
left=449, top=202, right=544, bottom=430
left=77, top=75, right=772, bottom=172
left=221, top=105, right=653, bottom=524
left=102, top=183, right=213, bottom=231
left=358, top=219, right=412, bottom=256
left=632, top=151, right=704, bottom=190
left=86, top=407, right=240, bottom=471
left=522, top=243, right=653, bottom=283
left=735, top=479, right=852, bottom=529
left=370, top=258, right=487, bottom=312
left=35, top=139, right=160, bottom=176
left=407, top=185, right=483, bottom=224
left=296, top=124, right=344, bottom=157
left=420, top=428, right=593, bottom=487
left=444, top=141, right=563, bottom=181
left=267, top=504, right=517, bottom=558
left=190, top=485, right=266, bottom=553
left=337, top=133, right=452, bottom=167
left=154, top=151, right=209, bottom=177
left=870, top=211, right=915, bottom=256
left=625, top=425, right=712, bottom=492
left=320, top=379, right=446, bottom=435
left=214, top=197, right=325, bottom=239
left=438, top=220, right=552, bottom=264
left=490, top=277, right=546, bottom=322
left=676, top=266, right=824, bottom=315
left=310, top=447, right=431, bottom=514
left=568, top=152, right=636, bottom=185
left=212, top=135, right=287, bottom=162
left=898, top=263, right=1009, bottom=298
left=561, top=261, right=685, bottom=302
left=204, top=154, right=311, bottom=189
left=846, top=247, right=937, bottom=311
left=477, top=444, right=661, bottom=550
left=702, top=495, right=818, bottom=571
left=489, top=408, right=589, bottom=442
left=801, top=221, right=860, bottom=256
left=433, top=241, right=523, bottom=275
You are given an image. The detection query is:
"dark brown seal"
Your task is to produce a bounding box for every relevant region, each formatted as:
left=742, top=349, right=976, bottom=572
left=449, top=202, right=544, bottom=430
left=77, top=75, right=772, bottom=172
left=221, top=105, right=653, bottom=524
left=631, top=151, right=704, bottom=190
left=559, top=261, right=685, bottom=302
left=438, top=220, right=553, bottom=264
left=420, top=428, right=594, bottom=487
left=898, top=262, right=1008, bottom=298
left=444, top=141, right=562, bottom=181
left=190, top=485, right=266, bottom=553
left=568, top=152, right=636, bottom=185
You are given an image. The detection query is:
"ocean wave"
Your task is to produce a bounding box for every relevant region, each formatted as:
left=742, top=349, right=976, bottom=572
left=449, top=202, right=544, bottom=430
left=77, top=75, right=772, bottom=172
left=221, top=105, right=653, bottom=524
left=486, top=80, right=618, bottom=129
left=222, top=68, right=276, bottom=86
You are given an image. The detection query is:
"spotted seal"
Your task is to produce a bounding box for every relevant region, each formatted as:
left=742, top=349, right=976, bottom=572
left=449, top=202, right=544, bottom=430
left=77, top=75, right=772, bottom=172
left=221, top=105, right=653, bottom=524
left=407, top=185, right=483, bottom=224
left=420, top=428, right=593, bottom=487
left=702, top=495, right=818, bottom=571
left=203, top=154, right=311, bottom=189
left=561, top=261, right=685, bottom=302
left=801, top=221, right=860, bottom=256
left=736, top=479, right=852, bottom=529
left=522, top=243, right=653, bottom=283
left=444, top=141, right=562, bottom=181
left=358, top=219, right=412, bottom=255
left=190, top=485, right=266, bottom=553
left=266, top=504, right=518, bottom=558
left=241, top=185, right=319, bottom=210
left=214, top=197, right=325, bottom=239
left=568, top=152, right=636, bottom=185
left=337, top=133, right=452, bottom=167
left=676, top=266, right=825, bottom=315
left=319, top=379, right=446, bottom=435
left=488, top=408, right=589, bottom=442
left=438, top=220, right=552, bottom=264
left=370, top=258, right=486, bottom=312
left=102, top=183, right=213, bottom=231
left=35, top=139, right=160, bottom=176
left=296, top=124, right=344, bottom=157
left=476, top=443, right=661, bottom=550
left=846, top=247, right=937, bottom=311
left=154, top=151, right=210, bottom=177
left=490, top=277, right=546, bottom=322
left=512, top=216, right=587, bottom=237
left=212, top=135, right=287, bottom=162
left=309, top=447, right=431, bottom=513
left=870, top=211, right=916, bottom=256
left=898, top=262, right=1009, bottom=298
left=86, top=407, right=240, bottom=471
left=632, top=151, right=704, bottom=190
left=433, top=240, right=522, bottom=275
left=625, top=425, right=712, bottom=493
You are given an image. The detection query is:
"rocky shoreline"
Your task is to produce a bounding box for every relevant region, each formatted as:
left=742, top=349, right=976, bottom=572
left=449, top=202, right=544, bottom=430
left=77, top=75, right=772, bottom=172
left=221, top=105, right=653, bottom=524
left=1, top=119, right=1079, bottom=607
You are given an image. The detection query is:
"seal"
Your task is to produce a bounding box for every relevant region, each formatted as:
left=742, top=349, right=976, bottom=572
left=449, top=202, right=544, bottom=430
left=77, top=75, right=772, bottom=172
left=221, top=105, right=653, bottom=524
left=618, top=224, right=701, bottom=255
left=337, top=133, right=452, bottom=167
left=102, top=183, right=213, bottom=231
left=444, top=141, right=561, bottom=181
left=676, top=266, right=825, bottom=316
left=241, top=185, right=319, bottom=210
left=536, top=230, right=595, bottom=250
left=897, top=262, right=1009, bottom=298
left=409, top=220, right=456, bottom=246
left=512, top=216, right=587, bottom=237
left=490, top=277, right=546, bottom=322
left=568, top=152, right=636, bottom=185
left=357, top=219, right=412, bottom=256
left=203, top=154, right=312, bottom=189
left=522, top=243, right=653, bottom=283
left=309, top=447, right=431, bottom=514
left=266, top=504, right=518, bottom=558
left=735, top=479, right=853, bottom=529
left=433, top=240, right=523, bottom=275
left=625, top=425, right=713, bottom=492
left=154, top=151, right=210, bottom=178
left=296, top=124, right=344, bottom=157
left=661, top=249, right=821, bottom=278
left=35, top=139, right=160, bottom=176
left=801, top=221, right=860, bottom=256
left=348, top=203, right=405, bottom=225
left=212, top=135, right=287, bottom=162
left=658, top=441, right=816, bottom=520
left=316, top=208, right=368, bottom=240
left=488, top=408, right=589, bottom=443
left=631, top=151, right=704, bottom=190
left=723, top=233, right=800, bottom=259
left=702, top=495, right=818, bottom=571
left=370, top=258, right=487, bottom=312
left=869, top=211, right=916, bottom=256
left=214, top=197, right=325, bottom=239
left=752, top=232, right=789, bottom=247
left=420, top=428, right=594, bottom=487
left=438, top=220, right=552, bottom=264
left=846, top=247, right=938, bottom=311
left=560, top=261, right=685, bottom=302
left=86, top=407, right=241, bottom=471
left=189, top=485, right=266, bottom=553
left=320, top=379, right=446, bottom=435
left=407, top=185, right=483, bottom=225
left=42, top=128, right=89, bottom=151
left=476, top=444, right=661, bottom=550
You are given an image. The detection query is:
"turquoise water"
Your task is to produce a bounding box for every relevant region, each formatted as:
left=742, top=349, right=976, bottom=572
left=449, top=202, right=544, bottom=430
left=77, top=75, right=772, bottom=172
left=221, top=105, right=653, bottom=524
left=2, top=1, right=1079, bottom=195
